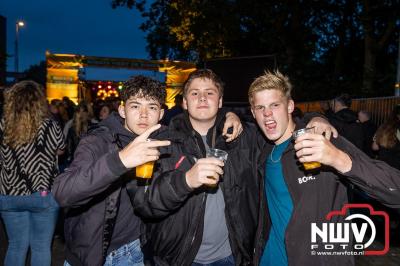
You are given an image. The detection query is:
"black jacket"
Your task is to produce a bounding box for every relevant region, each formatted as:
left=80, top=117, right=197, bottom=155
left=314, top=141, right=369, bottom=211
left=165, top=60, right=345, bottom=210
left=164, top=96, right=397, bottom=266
left=328, top=108, right=364, bottom=150
left=53, top=113, right=166, bottom=266
left=255, top=124, right=400, bottom=266
left=131, top=111, right=261, bottom=266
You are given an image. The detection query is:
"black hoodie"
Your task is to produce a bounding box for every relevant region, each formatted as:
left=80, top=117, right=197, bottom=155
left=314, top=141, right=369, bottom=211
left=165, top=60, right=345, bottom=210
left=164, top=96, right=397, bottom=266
left=53, top=112, right=168, bottom=266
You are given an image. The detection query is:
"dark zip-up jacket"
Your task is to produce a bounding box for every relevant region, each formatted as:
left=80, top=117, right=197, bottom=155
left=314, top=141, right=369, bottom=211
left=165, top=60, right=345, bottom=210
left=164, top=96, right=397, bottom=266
left=52, top=113, right=168, bottom=266
left=131, top=111, right=261, bottom=266
left=254, top=123, right=400, bottom=266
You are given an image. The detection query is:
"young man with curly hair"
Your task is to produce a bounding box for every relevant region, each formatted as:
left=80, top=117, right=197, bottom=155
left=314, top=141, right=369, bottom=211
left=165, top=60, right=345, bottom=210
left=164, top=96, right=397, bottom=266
left=53, top=76, right=171, bottom=266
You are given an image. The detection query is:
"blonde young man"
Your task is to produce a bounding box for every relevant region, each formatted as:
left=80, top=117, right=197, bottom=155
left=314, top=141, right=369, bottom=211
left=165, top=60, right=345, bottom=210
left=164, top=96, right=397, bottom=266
left=249, top=71, right=400, bottom=266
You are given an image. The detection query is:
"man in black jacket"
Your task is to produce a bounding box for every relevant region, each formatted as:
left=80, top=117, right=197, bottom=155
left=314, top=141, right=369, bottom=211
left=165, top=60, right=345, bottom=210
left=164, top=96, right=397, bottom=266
left=133, top=69, right=262, bottom=266
left=52, top=76, right=171, bottom=266
left=328, top=93, right=364, bottom=150
left=249, top=70, right=400, bottom=266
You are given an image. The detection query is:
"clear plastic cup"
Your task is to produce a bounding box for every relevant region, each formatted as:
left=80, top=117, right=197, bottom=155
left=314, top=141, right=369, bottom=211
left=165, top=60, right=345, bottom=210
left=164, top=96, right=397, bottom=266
left=206, top=148, right=228, bottom=187
left=292, top=127, right=321, bottom=170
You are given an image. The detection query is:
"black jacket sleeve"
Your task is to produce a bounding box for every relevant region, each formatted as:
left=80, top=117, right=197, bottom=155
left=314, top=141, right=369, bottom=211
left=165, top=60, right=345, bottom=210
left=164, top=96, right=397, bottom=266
left=52, top=134, right=127, bottom=207
left=334, top=136, right=400, bottom=208
left=133, top=155, right=194, bottom=219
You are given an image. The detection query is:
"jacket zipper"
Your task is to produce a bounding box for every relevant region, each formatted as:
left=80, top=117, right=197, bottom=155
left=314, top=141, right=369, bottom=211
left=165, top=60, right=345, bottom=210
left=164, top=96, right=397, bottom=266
left=179, top=132, right=207, bottom=264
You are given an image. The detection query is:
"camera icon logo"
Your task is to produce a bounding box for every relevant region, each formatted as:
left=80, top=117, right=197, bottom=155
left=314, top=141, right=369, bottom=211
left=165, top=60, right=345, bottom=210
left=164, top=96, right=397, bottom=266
left=311, top=204, right=389, bottom=256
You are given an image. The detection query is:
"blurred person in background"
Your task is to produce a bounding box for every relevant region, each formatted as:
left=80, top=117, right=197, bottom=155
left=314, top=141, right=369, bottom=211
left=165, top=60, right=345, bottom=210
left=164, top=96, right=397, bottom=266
left=372, top=105, right=400, bottom=170
left=358, top=110, right=377, bottom=158
left=49, top=99, right=65, bottom=128
left=62, top=96, right=76, bottom=121
left=328, top=94, right=364, bottom=149
left=161, top=94, right=184, bottom=125
left=99, top=102, right=116, bottom=121
left=291, top=107, right=303, bottom=125
left=0, top=80, right=65, bottom=266
left=63, top=101, right=95, bottom=168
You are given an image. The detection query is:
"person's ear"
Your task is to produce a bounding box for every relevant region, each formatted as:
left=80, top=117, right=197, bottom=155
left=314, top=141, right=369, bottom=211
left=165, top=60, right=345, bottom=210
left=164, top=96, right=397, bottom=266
left=118, top=105, right=126, bottom=119
left=158, top=109, right=165, bottom=121
left=183, top=97, right=188, bottom=110
left=250, top=107, right=256, bottom=118
left=288, top=100, right=294, bottom=114
left=218, top=97, right=222, bottom=108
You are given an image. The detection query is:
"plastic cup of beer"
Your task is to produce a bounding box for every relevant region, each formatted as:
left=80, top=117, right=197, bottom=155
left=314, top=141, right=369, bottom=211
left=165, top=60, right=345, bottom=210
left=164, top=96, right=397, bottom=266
left=206, top=148, right=228, bottom=187
left=292, top=127, right=321, bottom=170
left=136, top=161, right=155, bottom=179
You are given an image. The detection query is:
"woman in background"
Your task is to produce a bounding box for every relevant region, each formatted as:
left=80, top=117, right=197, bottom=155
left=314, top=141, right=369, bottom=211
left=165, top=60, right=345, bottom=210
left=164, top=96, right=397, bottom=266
left=0, top=80, right=65, bottom=266
left=64, top=101, right=94, bottom=165
left=372, top=105, right=400, bottom=170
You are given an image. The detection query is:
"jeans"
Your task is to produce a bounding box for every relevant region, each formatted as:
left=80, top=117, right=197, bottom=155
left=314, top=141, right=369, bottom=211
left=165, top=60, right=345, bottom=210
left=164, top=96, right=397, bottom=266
left=192, top=255, right=235, bottom=266
left=64, top=239, right=144, bottom=266
left=0, top=192, right=59, bottom=266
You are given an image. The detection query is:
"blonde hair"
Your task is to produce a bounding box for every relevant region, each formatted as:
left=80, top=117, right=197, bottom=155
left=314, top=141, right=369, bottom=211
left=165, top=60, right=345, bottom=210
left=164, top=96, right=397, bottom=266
left=3, top=80, right=48, bottom=148
left=248, top=70, right=292, bottom=105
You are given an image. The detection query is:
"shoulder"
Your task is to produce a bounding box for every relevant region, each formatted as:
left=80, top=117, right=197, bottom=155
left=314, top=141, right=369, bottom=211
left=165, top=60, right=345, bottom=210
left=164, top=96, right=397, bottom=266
left=235, top=122, right=263, bottom=146
left=79, top=126, right=114, bottom=146
left=42, top=118, right=62, bottom=131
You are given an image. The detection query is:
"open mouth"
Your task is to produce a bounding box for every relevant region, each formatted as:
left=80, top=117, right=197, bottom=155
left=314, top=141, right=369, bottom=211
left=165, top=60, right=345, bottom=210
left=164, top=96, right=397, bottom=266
left=264, top=120, right=277, bottom=131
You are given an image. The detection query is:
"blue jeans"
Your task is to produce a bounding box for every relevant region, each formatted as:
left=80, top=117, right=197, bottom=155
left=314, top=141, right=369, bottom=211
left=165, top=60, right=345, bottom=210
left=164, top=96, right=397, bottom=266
left=64, top=239, right=144, bottom=266
left=0, top=192, right=59, bottom=266
left=192, top=255, right=235, bottom=266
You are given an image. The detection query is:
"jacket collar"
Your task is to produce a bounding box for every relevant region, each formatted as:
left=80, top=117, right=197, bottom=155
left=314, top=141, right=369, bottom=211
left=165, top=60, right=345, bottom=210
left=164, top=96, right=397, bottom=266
left=168, top=109, right=228, bottom=157
left=169, top=109, right=227, bottom=144
left=96, top=112, right=169, bottom=148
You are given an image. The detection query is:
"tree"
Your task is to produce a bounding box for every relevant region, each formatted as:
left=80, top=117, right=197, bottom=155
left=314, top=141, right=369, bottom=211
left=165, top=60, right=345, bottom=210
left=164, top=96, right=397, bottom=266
left=22, top=61, right=47, bottom=87
left=112, top=0, right=400, bottom=99
left=360, top=0, right=399, bottom=94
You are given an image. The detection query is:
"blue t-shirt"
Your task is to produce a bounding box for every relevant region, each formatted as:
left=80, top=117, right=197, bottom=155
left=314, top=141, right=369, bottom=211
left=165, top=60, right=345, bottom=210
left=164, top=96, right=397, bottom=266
left=260, top=138, right=293, bottom=266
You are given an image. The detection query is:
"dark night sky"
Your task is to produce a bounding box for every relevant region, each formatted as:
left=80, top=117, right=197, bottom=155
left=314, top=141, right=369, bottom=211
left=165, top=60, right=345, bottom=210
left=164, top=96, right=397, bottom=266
left=0, top=0, right=161, bottom=81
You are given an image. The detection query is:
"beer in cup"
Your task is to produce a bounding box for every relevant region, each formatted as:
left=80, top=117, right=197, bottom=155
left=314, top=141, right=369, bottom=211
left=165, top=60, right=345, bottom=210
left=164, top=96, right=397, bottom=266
left=292, top=127, right=321, bottom=170
left=206, top=148, right=228, bottom=187
left=136, top=161, right=155, bottom=179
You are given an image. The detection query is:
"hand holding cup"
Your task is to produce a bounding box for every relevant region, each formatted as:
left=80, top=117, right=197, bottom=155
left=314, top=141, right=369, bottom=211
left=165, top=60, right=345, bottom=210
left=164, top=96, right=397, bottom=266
left=118, top=124, right=170, bottom=175
left=185, top=149, right=227, bottom=189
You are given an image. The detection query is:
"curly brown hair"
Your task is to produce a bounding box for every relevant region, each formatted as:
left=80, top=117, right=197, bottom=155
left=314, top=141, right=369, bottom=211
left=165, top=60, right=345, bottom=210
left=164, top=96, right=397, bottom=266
left=121, top=75, right=166, bottom=105
left=3, top=80, right=48, bottom=148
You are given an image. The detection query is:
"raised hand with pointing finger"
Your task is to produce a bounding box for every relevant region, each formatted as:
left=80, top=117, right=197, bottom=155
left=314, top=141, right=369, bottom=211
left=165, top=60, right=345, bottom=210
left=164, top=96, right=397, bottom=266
left=119, top=124, right=171, bottom=169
